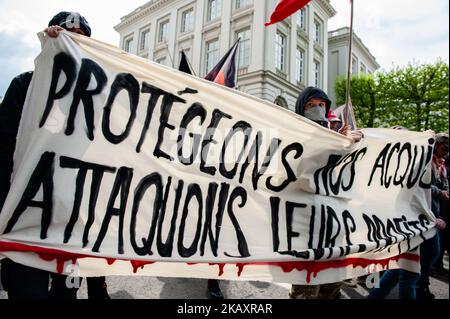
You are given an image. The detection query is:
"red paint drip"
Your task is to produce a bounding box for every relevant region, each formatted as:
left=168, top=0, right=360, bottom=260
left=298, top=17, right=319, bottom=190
left=0, top=241, right=156, bottom=274
left=235, top=254, right=420, bottom=283
left=36, top=252, right=79, bottom=274
left=236, top=263, right=249, bottom=277
left=106, top=258, right=117, bottom=266
left=0, top=241, right=419, bottom=282
left=209, top=263, right=226, bottom=276
left=130, top=260, right=155, bottom=274
left=0, top=241, right=93, bottom=274
left=188, top=263, right=226, bottom=276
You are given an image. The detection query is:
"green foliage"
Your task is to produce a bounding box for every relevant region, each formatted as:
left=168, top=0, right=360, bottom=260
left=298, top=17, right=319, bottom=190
left=335, top=60, right=449, bottom=132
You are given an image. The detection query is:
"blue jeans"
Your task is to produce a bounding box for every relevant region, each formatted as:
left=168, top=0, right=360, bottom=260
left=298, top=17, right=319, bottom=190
left=417, top=233, right=441, bottom=289
left=368, top=269, right=420, bottom=299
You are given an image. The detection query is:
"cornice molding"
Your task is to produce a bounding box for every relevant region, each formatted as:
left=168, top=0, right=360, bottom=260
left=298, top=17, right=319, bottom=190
left=316, top=0, right=337, bottom=18
left=115, top=0, right=174, bottom=31
left=328, top=29, right=380, bottom=69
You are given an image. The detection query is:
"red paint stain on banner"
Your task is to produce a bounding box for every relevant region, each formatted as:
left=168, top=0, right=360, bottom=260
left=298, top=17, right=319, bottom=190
left=233, top=253, right=419, bottom=283
left=0, top=241, right=419, bottom=281
left=106, top=258, right=117, bottom=266
left=209, top=263, right=226, bottom=276
left=130, top=260, right=156, bottom=274
left=185, top=256, right=419, bottom=283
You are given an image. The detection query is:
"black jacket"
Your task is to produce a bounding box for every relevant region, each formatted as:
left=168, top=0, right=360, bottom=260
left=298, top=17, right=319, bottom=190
left=0, top=71, right=33, bottom=212
left=294, top=86, right=332, bottom=117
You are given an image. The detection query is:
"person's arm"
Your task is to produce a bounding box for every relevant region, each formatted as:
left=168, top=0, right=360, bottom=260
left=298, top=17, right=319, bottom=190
left=0, top=72, right=32, bottom=212
left=431, top=170, right=449, bottom=202
left=442, top=169, right=449, bottom=192
left=431, top=184, right=443, bottom=199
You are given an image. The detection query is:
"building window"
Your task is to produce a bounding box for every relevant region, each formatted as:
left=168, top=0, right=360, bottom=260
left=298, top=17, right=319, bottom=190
left=124, top=37, right=134, bottom=53
left=156, top=57, right=167, bottom=65
left=274, top=96, right=288, bottom=109
left=236, top=29, right=251, bottom=67
left=296, top=48, right=305, bottom=83
left=235, top=0, right=249, bottom=9
left=352, top=55, right=358, bottom=75
left=314, top=20, right=321, bottom=44
left=297, top=8, right=306, bottom=30
left=275, top=32, right=286, bottom=72
left=360, top=63, right=367, bottom=74
left=158, top=20, right=169, bottom=43
left=207, top=0, right=222, bottom=22
left=181, top=8, right=194, bottom=33
left=314, top=60, right=321, bottom=87
left=206, top=39, right=219, bottom=73
left=140, top=29, right=150, bottom=51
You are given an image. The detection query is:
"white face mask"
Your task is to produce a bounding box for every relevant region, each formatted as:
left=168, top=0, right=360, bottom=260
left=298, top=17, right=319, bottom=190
left=303, top=106, right=329, bottom=127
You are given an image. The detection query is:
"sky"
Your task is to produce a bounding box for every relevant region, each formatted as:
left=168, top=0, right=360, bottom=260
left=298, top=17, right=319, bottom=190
left=0, top=0, right=448, bottom=97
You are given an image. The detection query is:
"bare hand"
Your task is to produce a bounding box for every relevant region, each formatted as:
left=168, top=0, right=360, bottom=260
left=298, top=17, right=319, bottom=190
left=339, top=125, right=364, bottom=143
left=441, top=190, right=449, bottom=201
left=338, top=124, right=351, bottom=136
left=44, top=25, right=65, bottom=38
left=436, top=218, right=447, bottom=231
left=349, top=130, right=364, bottom=143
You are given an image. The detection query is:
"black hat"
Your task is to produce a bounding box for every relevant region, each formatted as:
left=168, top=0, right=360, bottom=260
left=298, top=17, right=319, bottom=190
left=295, top=87, right=332, bottom=117
left=48, top=12, right=91, bottom=37
left=436, top=133, right=449, bottom=144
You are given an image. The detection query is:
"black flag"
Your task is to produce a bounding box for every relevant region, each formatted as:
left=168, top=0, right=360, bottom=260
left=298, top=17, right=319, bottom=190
left=179, top=50, right=194, bottom=75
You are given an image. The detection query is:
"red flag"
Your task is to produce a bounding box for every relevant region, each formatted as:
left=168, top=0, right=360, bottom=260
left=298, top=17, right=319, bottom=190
left=265, top=0, right=311, bottom=27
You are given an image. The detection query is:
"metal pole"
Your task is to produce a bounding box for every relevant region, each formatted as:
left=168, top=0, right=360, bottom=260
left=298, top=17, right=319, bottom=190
left=165, top=43, right=175, bottom=68
left=344, top=0, right=355, bottom=126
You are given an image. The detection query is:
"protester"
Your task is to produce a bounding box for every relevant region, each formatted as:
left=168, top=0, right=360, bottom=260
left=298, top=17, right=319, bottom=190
left=367, top=130, right=448, bottom=300
left=0, top=11, right=109, bottom=299
left=45, top=11, right=92, bottom=37
left=416, top=133, right=448, bottom=299
left=367, top=126, right=421, bottom=299
left=295, top=87, right=363, bottom=142
left=433, top=155, right=449, bottom=275
left=327, top=109, right=343, bottom=132
left=290, top=87, right=363, bottom=299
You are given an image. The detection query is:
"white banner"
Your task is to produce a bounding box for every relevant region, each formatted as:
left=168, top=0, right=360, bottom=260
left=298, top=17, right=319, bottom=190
left=0, top=32, right=437, bottom=285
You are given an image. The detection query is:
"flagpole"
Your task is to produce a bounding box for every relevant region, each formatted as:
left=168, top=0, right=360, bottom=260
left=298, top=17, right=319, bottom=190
left=165, top=43, right=175, bottom=68
left=344, top=0, right=354, bottom=126
left=235, top=37, right=241, bottom=89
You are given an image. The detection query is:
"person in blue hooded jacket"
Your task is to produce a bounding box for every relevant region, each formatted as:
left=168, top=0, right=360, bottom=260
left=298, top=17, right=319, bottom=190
left=290, top=87, right=363, bottom=299
left=294, top=86, right=363, bottom=141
